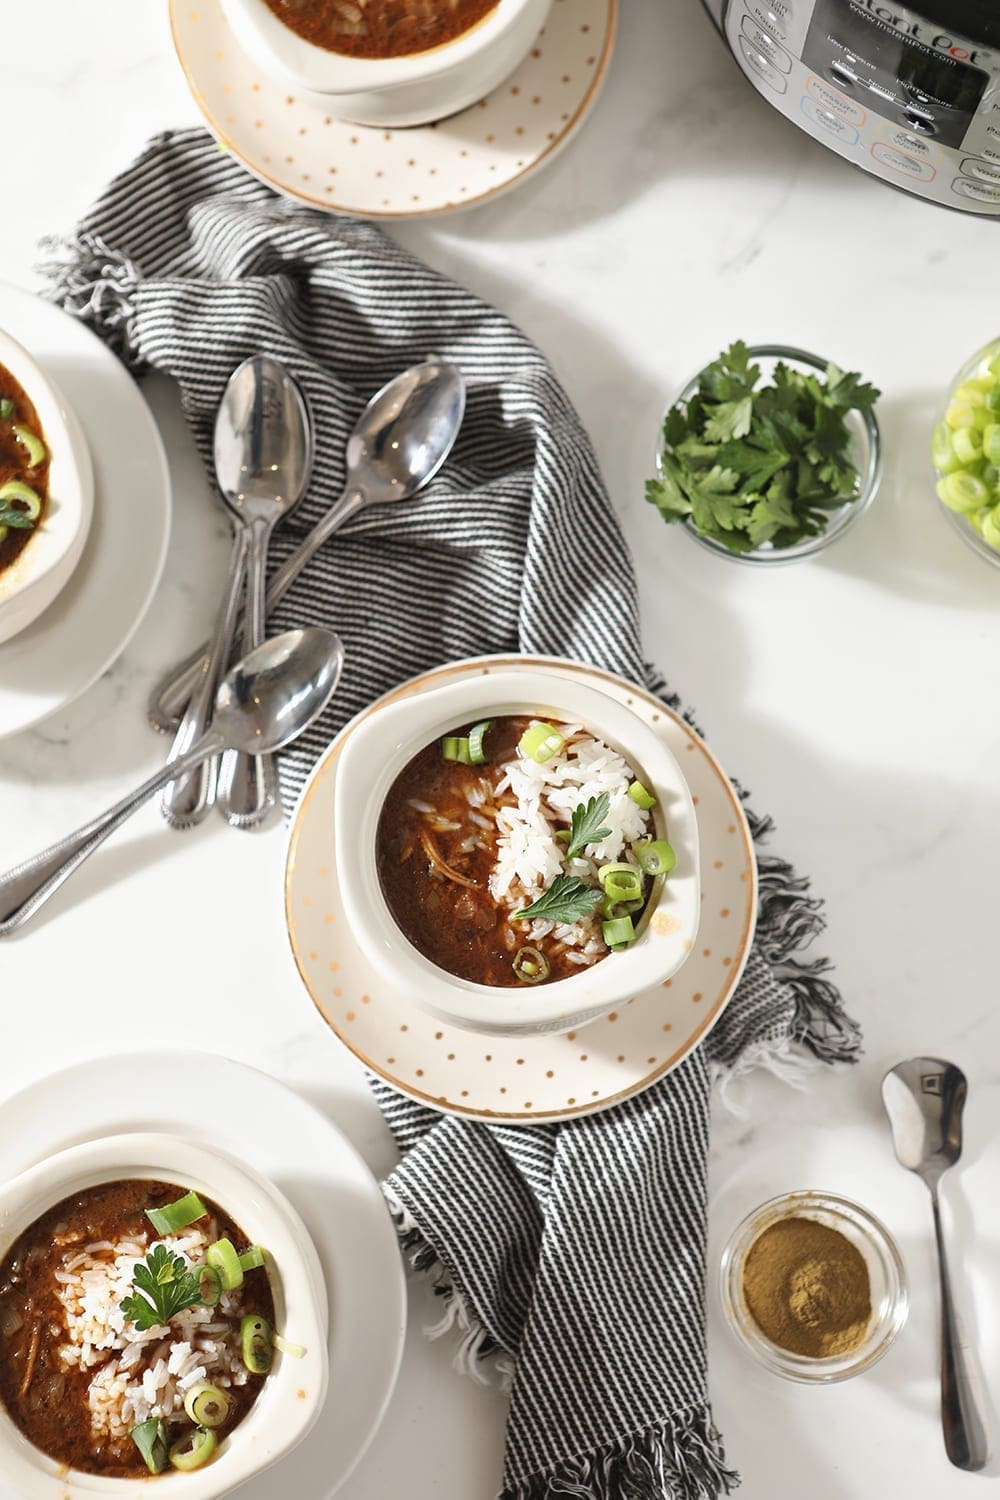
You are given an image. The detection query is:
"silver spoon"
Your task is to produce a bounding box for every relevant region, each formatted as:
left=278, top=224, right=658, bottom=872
left=148, top=358, right=466, bottom=734
left=882, top=1058, right=990, bottom=1472
left=214, top=356, right=314, bottom=829
left=0, top=628, right=343, bottom=937
left=161, top=355, right=313, bottom=829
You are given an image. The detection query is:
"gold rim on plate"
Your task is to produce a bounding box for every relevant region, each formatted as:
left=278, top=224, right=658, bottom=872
left=284, top=655, right=758, bottom=1123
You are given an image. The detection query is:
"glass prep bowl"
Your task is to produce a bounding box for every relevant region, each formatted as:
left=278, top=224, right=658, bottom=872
left=719, top=1190, right=908, bottom=1384
left=654, top=345, right=883, bottom=566
left=933, top=338, right=1000, bottom=570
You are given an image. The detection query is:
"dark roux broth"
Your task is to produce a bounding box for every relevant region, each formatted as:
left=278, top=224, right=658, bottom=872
left=262, top=0, right=500, bottom=59
left=0, top=1179, right=273, bottom=1478
left=0, top=362, right=49, bottom=578
left=378, top=715, right=617, bottom=987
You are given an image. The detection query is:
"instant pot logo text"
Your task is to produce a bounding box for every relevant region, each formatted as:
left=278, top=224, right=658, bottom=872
left=851, top=2, right=984, bottom=65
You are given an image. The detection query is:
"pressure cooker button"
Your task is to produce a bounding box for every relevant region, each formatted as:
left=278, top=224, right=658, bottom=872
left=745, top=3, right=790, bottom=44
left=800, top=96, right=859, bottom=145
left=828, top=63, right=857, bottom=89
left=872, top=142, right=935, bottom=182
left=952, top=176, right=1000, bottom=205
left=959, top=157, right=1000, bottom=185
left=740, top=15, right=792, bottom=72
left=903, top=107, right=936, bottom=135
left=739, top=35, right=788, bottom=94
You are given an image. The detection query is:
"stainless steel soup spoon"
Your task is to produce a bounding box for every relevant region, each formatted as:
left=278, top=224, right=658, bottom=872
left=148, top=358, right=466, bottom=733
left=161, top=355, right=313, bottom=829
left=0, top=628, right=344, bottom=937
left=882, top=1058, right=990, bottom=1472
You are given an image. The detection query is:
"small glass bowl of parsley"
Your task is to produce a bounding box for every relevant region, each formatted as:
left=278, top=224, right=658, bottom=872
left=647, top=343, right=882, bottom=564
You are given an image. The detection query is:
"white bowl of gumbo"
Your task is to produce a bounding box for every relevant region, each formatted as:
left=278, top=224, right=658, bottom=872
left=334, top=669, right=701, bottom=1036
left=0, top=1133, right=328, bottom=1497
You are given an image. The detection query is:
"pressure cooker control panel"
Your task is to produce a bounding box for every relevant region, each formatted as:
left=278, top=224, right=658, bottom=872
left=723, top=0, right=1000, bottom=212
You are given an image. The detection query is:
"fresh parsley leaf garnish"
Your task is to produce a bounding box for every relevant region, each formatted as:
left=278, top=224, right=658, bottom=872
left=556, top=792, right=612, bottom=861
left=0, top=507, right=35, bottom=530
left=513, top=875, right=603, bottom=926
left=120, top=1244, right=204, bottom=1331
left=646, top=342, right=881, bottom=553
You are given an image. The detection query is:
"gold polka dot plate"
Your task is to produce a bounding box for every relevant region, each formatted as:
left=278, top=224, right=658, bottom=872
left=170, top=0, right=617, bottom=218
left=285, top=655, right=758, bottom=1122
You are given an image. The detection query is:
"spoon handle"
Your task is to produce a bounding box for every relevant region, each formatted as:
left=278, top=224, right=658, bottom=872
left=0, top=739, right=220, bottom=937
left=216, top=517, right=277, bottom=828
left=160, top=528, right=249, bottom=828
left=932, top=1189, right=991, bottom=1471
left=148, top=488, right=366, bottom=733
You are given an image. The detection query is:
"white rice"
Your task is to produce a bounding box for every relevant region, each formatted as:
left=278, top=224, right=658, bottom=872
left=489, top=723, right=652, bottom=957
left=53, top=1221, right=249, bottom=1445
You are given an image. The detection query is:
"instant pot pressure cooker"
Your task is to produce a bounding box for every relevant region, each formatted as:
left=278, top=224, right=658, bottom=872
left=702, top=0, right=1000, bottom=213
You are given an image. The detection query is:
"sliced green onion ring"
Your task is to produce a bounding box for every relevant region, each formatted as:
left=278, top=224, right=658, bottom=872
left=146, top=1191, right=208, bottom=1236
left=197, top=1264, right=222, bottom=1307
left=11, top=424, right=46, bottom=468
left=169, top=1427, right=218, bottom=1472
left=131, top=1417, right=169, bottom=1475
left=518, top=721, right=565, bottom=764
left=241, top=1313, right=274, bottom=1375
left=467, top=720, right=491, bottom=764
left=598, top=863, right=643, bottom=904
left=601, top=895, right=644, bottom=920
left=512, top=946, right=550, bottom=985
left=602, top=915, right=636, bottom=951
left=0, top=480, right=41, bottom=520
left=441, top=735, right=472, bottom=764
left=937, top=471, right=987, bottom=514
left=274, top=1333, right=307, bottom=1359
left=238, top=1245, right=266, bottom=1272
left=627, top=780, right=657, bottom=810
left=206, top=1237, right=243, bottom=1291
left=183, top=1381, right=232, bottom=1428
left=632, top=838, right=677, bottom=876
left=0, top=398, right=13, bottom=420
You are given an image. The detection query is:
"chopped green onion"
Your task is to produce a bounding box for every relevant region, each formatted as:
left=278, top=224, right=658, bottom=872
left=238, top=1245, right=266, bottom=1272
left=602, top=915, right=636, bottom=951
left=0, top=398, right=12, bottom=420
left=632, top=838, right=677, bottom=876
left=983, top=509, right=1000, bottom=550
left=274, top=1333, right=307, bottom=1359
left=467, top=720, right=491, bottom=764
left=146, top=1191, right=208, bottom=1236
left=512, top=946, right=550, bottom=985
left=206, top=1237, right=243, bottom=1291
left=931, top=421, right=960, bottom=473
left=518, top=722, right=565, bottom=764
left=441, top=735, right=472, bottom=764
left=601, top=895, right=644, bottom=920
left=241, top=1313, right=274, bottom=1375
left=952, top=426, right=982, bottom=466
left=598, top=863, right=643, bottom=904
left=0, top=526, right=7, bottom=546
left=197, top=1265, right=222, bottom=1308
left=11, top=425, right=46, bottom=468
left=183, top=1381, right=232, bottom=1428
left=627, top=781, right=657, bottom=810
left=937, top=471, right=988, bottom=514
left=984, top=424, right=1000, bottom=468
left=169, top=1427, right=218, bottom=1472
left=131, top=1417, right=169, bottom=1475
left=0, top=480, right=41, bottom=519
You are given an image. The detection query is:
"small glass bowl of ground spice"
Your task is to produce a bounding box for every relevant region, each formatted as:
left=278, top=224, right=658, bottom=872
left=720, top=1191, right=908, bottom=1383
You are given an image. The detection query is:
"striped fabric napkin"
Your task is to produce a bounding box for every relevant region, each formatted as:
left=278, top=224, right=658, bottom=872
left=46, top=129, right=860, bottom=1499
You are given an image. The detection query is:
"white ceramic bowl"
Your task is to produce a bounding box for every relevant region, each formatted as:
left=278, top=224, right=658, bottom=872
left=0, top=1132, right=329, bottom=1499
left=0, top=329, right=93, bottom=647
left=334, top=667, right=700, bottom=1036
left=219, top=0, right=552, bottom=127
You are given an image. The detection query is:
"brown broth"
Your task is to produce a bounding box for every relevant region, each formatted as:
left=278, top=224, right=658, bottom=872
left=0, top=1179, right=273, bottom=1478
left=0, top=362, right=49, bottom=579
left=261, top=0, right=500, bottom=59
left=377, top=715, right=640, bottom=987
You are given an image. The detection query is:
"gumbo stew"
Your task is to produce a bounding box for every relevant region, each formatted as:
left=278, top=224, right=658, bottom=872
left=261, top=0, right=501, bottom=59
left=0, top=363, right=48, bottom=579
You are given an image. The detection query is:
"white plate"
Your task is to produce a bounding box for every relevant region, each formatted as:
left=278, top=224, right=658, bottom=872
left=0, top=1050, right=407, bottom=1500
left=286, top=655, right=758, bottom=1122
left=0, top=284, right=171, bottom=740
left=170, top=0, right=616, bottom=218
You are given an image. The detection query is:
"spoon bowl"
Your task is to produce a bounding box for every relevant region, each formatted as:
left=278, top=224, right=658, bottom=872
left=215, top=354, right=314, bottom=520
left=346, top=359, right=466, bottom=503
left=215, top=626, right=345, bottom=753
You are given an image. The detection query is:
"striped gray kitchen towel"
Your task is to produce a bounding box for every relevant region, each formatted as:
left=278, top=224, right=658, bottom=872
left=46, top=129, right=860, bottom=1500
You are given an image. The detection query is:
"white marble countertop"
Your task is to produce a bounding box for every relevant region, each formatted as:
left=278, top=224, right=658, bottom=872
left=3, top=3, right=1000, bottom=1497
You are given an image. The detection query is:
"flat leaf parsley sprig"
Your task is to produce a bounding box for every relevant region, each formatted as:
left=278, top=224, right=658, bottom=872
left=645, top=341, right=880, bottom=554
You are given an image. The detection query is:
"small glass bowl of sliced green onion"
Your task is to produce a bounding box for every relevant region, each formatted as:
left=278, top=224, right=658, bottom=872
left=932, top=339, right=1000, bottom=569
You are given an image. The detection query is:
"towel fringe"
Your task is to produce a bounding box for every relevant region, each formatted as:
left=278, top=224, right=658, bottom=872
left=502, top=1404, right=739, bottom=1500
left=37, top=231, right=144, bottom=368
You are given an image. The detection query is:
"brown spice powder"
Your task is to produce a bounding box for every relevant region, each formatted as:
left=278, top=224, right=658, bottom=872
left=742, top=1215, right=872, bottom=1358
